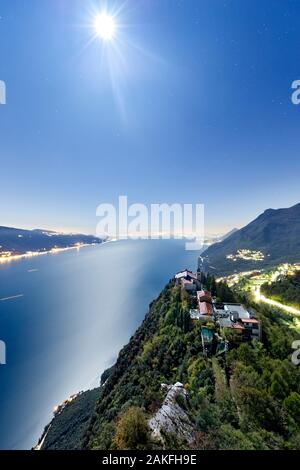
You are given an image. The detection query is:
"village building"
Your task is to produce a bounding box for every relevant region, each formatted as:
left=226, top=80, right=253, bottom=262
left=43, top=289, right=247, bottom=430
left=240, top=318, right=261, bottom=341
left=175, top=270, right=199, bottom=292
left=200, top=301, right=213, bottom=315
left=213, top=302, right=261, bottom=341
left=189, top=285, right=262, bottom=344
left=175, top=270, right=197, bottom=281
left=197, top=290, right=212, bottom=303
left=197, top=290, right=213, bottom=316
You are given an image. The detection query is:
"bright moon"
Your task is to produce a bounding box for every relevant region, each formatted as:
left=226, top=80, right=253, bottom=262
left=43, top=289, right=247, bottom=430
left=94, top=13, right=116, bottom=40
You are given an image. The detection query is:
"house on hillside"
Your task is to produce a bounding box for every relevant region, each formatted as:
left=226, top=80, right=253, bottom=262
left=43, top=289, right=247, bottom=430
left=197, top=290, right=212, bottom=303
left=178, top=271, right=262, bottom=345
left=214, top=302, right=261, bottom=342
left=189, top=290, right=214, bottom=321
left=175, top=269, right=197, bottom=281
left=197, top=290, right=213, bottom=316
left=175, top=270, right=199, bottom=292
left=200, top=301, right=213, bottom=316
left=240, top=318, right=261, bottom=341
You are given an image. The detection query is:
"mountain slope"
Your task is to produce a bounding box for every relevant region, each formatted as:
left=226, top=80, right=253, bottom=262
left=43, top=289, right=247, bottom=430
left=0, top=226, right=101, bottom=255
left=39, top=279, right=300, bottom=450
left=35, top=389, right=100, bottom=450
left=219, top=228, right=238, bottom=242
left=204, top=228, right=238, bottom=245
left=200, top=203, right=300, bottom=275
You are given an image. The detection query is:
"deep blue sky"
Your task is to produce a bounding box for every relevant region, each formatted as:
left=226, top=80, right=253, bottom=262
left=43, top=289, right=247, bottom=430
left=1, top=0, right=300, bottom=234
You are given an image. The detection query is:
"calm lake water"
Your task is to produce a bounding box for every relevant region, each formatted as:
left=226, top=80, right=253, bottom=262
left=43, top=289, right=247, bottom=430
left=0, top=239, right=203, bottom=449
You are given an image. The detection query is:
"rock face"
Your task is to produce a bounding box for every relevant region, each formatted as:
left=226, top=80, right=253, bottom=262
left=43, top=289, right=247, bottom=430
left=148, top=383, right=194, bottom=445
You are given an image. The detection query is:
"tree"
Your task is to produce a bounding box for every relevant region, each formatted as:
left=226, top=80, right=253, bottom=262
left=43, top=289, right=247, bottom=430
left=270, top=371, right=289, bottom=399
left=210, top=277, right=217, bottom=297
left=112, top=407, right=151, bottom=450
left=284, top=392, right=300, bottom=424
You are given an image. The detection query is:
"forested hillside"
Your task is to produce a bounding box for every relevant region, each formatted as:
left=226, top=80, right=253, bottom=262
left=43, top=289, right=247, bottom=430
left=200, top=203, right=300, bottom=275
left=41, top=276, right=300, bottom=450
left=0, top=226, right=101, bottom=255
left=261, top=271, right=300, bottom=310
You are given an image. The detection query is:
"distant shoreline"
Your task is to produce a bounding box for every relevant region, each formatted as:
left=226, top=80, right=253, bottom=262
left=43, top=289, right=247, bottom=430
left=0, top=242, right=102, bottom=265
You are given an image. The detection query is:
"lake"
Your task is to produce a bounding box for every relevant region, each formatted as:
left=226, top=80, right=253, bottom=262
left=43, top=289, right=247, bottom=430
left=0, top=239, right=203, bottom=449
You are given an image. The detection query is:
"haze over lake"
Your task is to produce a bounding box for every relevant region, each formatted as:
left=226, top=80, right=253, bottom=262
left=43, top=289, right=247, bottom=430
left=0, top=239, right=203, bottom=449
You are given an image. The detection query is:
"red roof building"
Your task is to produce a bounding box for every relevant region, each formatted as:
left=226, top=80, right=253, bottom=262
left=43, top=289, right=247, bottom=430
left=197, top=290, right=212, bottom=302
left=200, top=301, right=213, bottom=315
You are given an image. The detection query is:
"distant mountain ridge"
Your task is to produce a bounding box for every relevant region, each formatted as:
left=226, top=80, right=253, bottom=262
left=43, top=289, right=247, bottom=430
left=0, top=226, right=102, bottom=255
left=204, top=228, right=238, bottom=245
left=200, top=203, right=300, bottom=275
left=219, top=227, right=239, bottom=242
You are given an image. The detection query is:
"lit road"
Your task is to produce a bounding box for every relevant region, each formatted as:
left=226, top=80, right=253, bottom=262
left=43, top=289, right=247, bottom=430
left=254, top=286, right=300, bottom=316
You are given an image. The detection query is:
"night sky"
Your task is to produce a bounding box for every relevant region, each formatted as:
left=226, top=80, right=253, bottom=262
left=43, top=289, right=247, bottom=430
left=1, top=0, right=300, bottom=234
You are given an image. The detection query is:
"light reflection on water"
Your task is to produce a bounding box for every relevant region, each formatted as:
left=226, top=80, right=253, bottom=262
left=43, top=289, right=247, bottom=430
left=0, top=239, right=203, bottom=449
